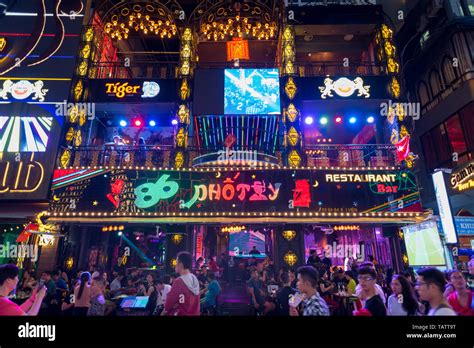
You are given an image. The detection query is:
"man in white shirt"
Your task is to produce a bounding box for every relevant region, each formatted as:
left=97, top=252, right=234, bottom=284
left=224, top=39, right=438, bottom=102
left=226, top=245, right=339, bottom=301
left=154, top=276, right=171, bottom=316
left=415, top=268, right=456, bottom=316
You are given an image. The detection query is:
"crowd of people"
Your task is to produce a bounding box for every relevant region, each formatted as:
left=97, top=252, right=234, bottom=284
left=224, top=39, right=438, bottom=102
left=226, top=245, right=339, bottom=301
left=0, top=253, right=473, bottom=316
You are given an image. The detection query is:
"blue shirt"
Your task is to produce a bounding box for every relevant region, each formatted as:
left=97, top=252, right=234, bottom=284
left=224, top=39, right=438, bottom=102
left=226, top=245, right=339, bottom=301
left=204, top=280, right=221, bottom=306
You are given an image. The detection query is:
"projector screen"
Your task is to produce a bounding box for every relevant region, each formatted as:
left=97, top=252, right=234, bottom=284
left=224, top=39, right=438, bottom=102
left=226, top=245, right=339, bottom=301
left=224, top=68, right=280, bottom=115
left=229, top=230, right=266, bottom=257
left=402, top=221, right=446, bottom=266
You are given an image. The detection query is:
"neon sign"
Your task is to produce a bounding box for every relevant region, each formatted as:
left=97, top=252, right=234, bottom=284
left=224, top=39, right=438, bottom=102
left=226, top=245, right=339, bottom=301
left=326, top=174, right=396, bottom=183
left=450, top=161, right=474, bottom=192
left=0, top=116, right=52, bottom=152
left=221, top=225, right=246, bottom=233
left=134, top=172, right=282, bottom=209
left=319, top=77, right=370, bottom=99
left=105, top=81, right=161, bottom=99
left=105, top=82, right=140, bottom=98
left=0, top=154, right=45, bottom=194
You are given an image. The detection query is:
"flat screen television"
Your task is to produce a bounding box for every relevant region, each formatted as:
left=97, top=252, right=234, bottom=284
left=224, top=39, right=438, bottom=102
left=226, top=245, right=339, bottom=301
left=402, top=220, right=446, bottom=266
left=229, top=230, right=266, bottom=257
left=224, top=68, right=281, bottom=115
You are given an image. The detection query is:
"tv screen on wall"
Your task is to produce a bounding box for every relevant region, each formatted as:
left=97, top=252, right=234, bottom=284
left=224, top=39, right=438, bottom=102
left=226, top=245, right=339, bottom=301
left=224, top=68, right=281, bottom=115
left=229, top=230, right=266, bottom=257
left=402, top=221, right=446, bottom=266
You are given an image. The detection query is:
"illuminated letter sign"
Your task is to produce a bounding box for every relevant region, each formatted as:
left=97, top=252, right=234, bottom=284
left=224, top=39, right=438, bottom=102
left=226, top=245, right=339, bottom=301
left=104, top=81, right=160, bottom=99
left=105, top=82, right=141, bottom=98
left=0, top=155, right=45, bottom=194
left=432, top=171, right=458, bottom=244
left=319, top=77, right=370, bottom=99
left=450, top=161, right=474, bottom=192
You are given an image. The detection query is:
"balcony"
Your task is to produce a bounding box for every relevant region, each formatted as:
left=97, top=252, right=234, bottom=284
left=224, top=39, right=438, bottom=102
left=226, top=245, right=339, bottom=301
left=63, top=144, right=399, bottom=169
left=296, top=61, right=385, bottom=77
left=305, top=144, right=398, bottom=168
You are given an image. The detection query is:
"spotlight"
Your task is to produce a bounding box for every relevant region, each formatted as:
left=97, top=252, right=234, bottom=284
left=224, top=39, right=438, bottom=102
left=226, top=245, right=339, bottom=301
left=149, top=120, right=156, bottom=127
left=320, top=117, right=328, bottom=125
left=134, top=119, right=142, bottom=127
left=304, top=116, right=314, bottom=125
left=171, top=119, right=178, bottom=126
left=335, top=116, right=343, bottom=124
left=349, top=117, right=357, bottom=124
left=119, top=120, right=127, bottom=127
left=367, top=116, right=375, bottom=124
left=118, top=231, right=123, bottom=236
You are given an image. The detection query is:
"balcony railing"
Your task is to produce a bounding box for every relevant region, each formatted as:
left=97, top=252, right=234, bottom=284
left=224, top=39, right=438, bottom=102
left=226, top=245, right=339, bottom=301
left=63, top=144, right=399, bottom=169
left=296, top=61, right=385, bottom=77
left=305, top=144, right=398, bottom=168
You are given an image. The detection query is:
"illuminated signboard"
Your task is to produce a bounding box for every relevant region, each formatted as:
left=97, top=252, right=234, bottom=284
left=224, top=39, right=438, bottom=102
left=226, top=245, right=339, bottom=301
left=450, top=160, right=474, bottom=192
left=0, top=116, right=52, bottom=152
left=0, top=104, right=62, bottom=201
left=0, top=80, right=48, bottom=101
left=319, top=77, right=370, bottom=99
left=432, top=171, right=458, bottom=244
left=50, top=168, right=422, bottom=216
left=88, top=79, right=177, bottom=102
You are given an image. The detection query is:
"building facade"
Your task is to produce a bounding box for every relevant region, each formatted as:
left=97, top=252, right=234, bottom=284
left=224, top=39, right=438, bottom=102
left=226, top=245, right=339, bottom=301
left=397, top=0, right=474, bottom=267
left=2, top=0, right=429, bottom=276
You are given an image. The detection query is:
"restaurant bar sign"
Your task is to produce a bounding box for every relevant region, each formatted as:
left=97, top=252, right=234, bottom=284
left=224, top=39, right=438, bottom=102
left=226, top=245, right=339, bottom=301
left=87, top=79, right=178, bottom=102
left=50, top=168, right=422, bottom=215
left=450, top=160, right=474, bottom=192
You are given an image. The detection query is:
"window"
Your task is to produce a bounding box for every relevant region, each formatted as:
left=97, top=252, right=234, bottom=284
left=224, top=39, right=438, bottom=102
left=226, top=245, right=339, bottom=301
left=465, top=0, right=474, bottom=15
left=460, top=102, right=474, bottom=154
left=418, top=81, right=431, bottom=107
left=421, top=106, right=474, bottom=172
left=446, top=114, right=467, bottom=154
left=442, top=56, right=458, bottom=85
left=429, top=70, right=443, bottom=97
left=450, top=0, right=466, bottom=16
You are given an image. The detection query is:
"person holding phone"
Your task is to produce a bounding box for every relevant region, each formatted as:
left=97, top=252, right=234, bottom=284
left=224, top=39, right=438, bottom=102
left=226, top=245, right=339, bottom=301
left=0, top=264, right=47, bottom=316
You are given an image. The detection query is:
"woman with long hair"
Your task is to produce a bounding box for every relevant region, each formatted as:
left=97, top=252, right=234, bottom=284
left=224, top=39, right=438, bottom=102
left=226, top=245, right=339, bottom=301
left=72, top=272, right=91, bottom=316
left=387, top=274, right=419, bottom=316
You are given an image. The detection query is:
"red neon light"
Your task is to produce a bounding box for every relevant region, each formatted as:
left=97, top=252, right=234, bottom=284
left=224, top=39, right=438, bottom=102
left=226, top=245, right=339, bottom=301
left=293, top=180, right=311, bottom=208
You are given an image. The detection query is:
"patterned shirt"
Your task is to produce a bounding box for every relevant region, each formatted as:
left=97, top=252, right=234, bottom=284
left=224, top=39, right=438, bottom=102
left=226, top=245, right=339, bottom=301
left=302, top=292, right=330, bottom=316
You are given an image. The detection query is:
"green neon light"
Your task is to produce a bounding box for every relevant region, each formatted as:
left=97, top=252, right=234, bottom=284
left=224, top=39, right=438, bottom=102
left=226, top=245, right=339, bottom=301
left=134, top=174, right=179, bottom=209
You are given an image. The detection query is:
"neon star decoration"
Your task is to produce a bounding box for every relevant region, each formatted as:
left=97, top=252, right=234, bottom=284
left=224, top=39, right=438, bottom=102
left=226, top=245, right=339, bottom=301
left=0, top=116, right=52, bottom=152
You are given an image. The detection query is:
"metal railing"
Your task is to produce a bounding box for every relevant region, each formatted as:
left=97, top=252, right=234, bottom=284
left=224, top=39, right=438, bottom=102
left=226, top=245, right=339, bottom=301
left=63, top=143, right=399, bottom=169
left=296, top=61, right=385, bottom=77
left=304, top=144, right=399, bottom=167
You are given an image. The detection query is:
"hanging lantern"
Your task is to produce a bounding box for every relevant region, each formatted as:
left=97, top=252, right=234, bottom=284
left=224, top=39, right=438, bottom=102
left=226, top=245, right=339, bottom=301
left=226, top=38, right=250, bottom=61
